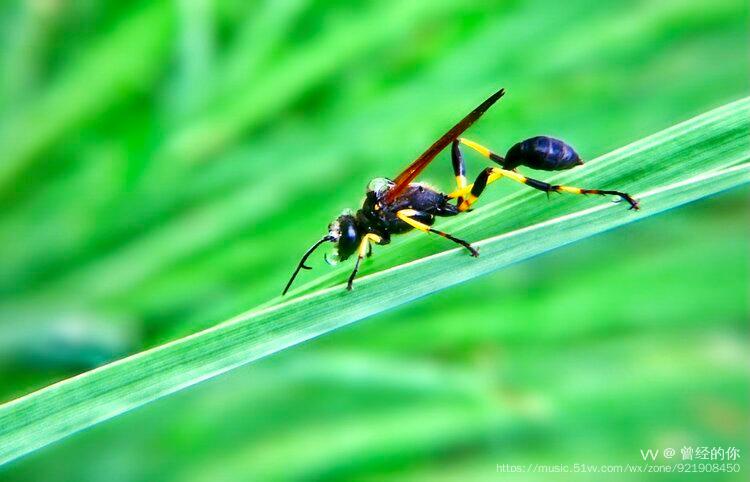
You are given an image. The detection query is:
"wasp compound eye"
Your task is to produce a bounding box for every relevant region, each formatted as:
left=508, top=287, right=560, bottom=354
left=332, top=214, right=359, bottom=262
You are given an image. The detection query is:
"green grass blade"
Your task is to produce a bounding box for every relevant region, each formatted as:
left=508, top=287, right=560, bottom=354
left=0, top=99, right=749, bottom=466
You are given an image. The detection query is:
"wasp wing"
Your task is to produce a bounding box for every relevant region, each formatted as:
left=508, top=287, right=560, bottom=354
left=384, top=88, right=505, bottom=203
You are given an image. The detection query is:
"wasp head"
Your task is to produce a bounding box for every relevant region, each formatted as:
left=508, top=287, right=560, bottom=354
left=326, top=212, right=361, bottom=263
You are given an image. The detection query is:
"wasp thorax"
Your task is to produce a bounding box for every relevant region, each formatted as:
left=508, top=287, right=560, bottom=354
left=367, top=177, right=394, bottom=195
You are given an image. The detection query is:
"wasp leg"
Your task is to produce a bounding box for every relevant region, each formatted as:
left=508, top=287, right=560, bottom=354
left=521, top=174, right=640, bottom=210
left=457, top=167, right=639, bottom=211
left=448, top=139, right=505, bottom=209
left=451, top=140, right=468, bottom=206
left=347, top=233, right=383, bottom=291
left=451, top=167, right=504, bottom=211
left=456, top=137, right=506, bottom=164
left=396, top=209, right=478, bottom=257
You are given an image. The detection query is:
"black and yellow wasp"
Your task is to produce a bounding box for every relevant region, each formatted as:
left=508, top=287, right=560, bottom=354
left=283, top=88, right=639, bottom=294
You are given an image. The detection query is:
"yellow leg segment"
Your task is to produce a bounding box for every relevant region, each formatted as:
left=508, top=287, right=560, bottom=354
left=359, top=233, right=382, bottom=256
left=346, top=233, right=383, bottom=290
left=451, top=140, right=468, bottom=205
left=397, top=209, right=478, bottom=256
left=450, top=168, right=508, bottom=211
left=396, top=209, right=431, bottom=232
left=455, top=175, right=467, bottom=194
left=458, top=137, right=504, bottom=163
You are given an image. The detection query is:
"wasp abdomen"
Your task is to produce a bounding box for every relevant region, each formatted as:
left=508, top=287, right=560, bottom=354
left=504, top=136, right=583, bottom=171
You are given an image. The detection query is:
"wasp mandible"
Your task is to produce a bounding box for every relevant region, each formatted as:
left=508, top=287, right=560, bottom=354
left=283, top=88, right=639, bottom=294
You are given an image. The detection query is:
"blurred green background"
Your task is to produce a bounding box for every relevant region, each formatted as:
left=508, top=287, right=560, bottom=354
left=0, top=0, right=748, bottom=480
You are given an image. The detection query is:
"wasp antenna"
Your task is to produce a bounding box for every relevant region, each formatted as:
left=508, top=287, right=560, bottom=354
left=282, top=235, right=335, bottom=295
